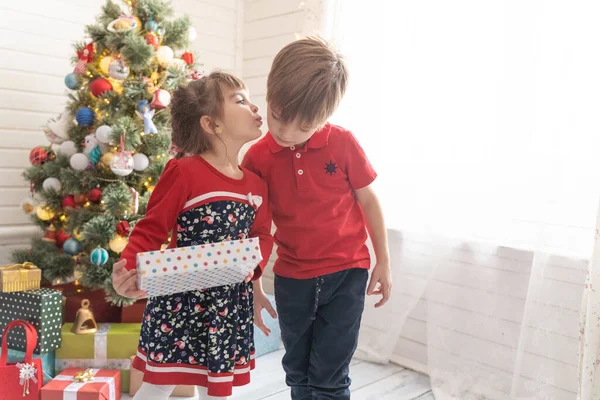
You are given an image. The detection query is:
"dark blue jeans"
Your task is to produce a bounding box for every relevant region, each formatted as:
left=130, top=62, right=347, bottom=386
left=274, top=268, right=369, bottom=400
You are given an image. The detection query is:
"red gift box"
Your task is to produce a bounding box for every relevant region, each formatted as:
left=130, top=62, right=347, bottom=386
left=120, top=300, right=146, bottom=323
left=45, top=283, right=121, bottom=323
left=41, top=368, right=120, bottom=400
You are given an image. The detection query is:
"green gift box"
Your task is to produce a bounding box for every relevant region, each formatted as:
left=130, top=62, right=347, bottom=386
left=0, top=288, right=62, bottom=354
left=0, top=348, right=55, bottom=384
left=55, top=322, right=141, bottom=392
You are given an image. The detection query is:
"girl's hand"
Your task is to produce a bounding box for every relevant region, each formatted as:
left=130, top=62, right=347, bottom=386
left=244, top=270, right=254, bottom=283
left=112, top=259, right=147, bottom=299
left=253, top=290, right=277, bottom=336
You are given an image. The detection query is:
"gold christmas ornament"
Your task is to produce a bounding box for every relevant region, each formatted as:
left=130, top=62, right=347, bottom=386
left=71, top=299, right=98, bottom=334
left=36, top=203, right=55, bottom=221
left=109, top=235, right=128, bottom=253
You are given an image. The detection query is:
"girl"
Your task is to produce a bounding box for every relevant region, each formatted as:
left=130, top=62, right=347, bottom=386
left=112, top=71, right=273, bottom=400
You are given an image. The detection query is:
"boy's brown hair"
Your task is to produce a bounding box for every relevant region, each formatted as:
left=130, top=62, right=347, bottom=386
left=170, top=71, right=247, bottom=158
left=267, top=36, right=348, bottom=129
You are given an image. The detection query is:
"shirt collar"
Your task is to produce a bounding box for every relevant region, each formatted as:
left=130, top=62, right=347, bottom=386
left=266, top=123, right=331, bottom=153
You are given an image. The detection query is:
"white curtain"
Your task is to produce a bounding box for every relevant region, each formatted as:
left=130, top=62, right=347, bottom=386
left=320, top=1, right=600, bottom=399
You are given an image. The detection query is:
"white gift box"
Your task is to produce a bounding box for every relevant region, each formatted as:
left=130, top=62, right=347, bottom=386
left=137, top=238, right=262, bottom=297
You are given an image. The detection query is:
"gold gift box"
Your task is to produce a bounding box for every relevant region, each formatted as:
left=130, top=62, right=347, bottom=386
left=0, top=262, right=41, bottom=292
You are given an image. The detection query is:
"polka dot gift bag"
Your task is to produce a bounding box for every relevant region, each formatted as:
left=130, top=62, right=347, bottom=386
left=137, top=238, right=263, bottom=297
left=0, top=320, right=43, bottom=400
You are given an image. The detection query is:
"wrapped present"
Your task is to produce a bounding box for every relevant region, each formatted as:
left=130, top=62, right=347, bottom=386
left=63, top=289, right=121, bottom=323
left=137, top=238, right=263, bottom=297
left=0, top=289, right=62, bottom=354
left=41, top=368, right=120, bottom=400
left=0, top=262, right=41, bottom=292
left=56, top=323, right=140, bottom=392
left=0, top=347, right=55, bottom=384
left=129, top=357, right=195, bottom=397
left=254, top=294, right=281, bottom=358
left=120, top=300, right=146, bottom=323
left=47, top=282, right=122, bottom=323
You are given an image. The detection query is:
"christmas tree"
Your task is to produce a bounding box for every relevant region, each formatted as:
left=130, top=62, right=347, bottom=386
left=12, top=0, right=201, bottom=306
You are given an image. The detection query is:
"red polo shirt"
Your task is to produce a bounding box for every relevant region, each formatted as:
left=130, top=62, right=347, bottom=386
left=242, top=123, right=377, bottom=279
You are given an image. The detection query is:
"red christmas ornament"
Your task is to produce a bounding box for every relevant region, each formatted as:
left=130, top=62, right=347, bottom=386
left=55, top=229, right=71, bottom=248
left=88, top=188, right=103, bottom=203
left=116, top=221, right=131, bottom=237
left=90, top=78, right=113, bottom=97
left=150, top=89, right=171, bottom=110
left=145, top=32, right=159, bottom=50
left=62, top=195, right=76, bottom=210
left=29, top=146, right=54, bottom=165
left=74, top=193, right=88, bottom=206
left=42, top=225, right=57, bottom=244
left=181, top=52, right=194, bottom=65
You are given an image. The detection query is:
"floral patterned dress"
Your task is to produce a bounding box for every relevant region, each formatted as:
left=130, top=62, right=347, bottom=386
left=122, top=156, right=273, bottom=397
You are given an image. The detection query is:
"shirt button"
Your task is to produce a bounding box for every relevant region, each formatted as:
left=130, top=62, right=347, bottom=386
left=296, top=153, right=301, bottom=158
left=298, top=169, right=304, bottom=175
left=290, top=146, right=296, bottom=150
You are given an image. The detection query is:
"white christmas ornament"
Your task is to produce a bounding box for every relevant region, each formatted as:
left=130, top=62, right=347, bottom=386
left=95, top=125, right=112, bottom=144
left=110, top=152, right=135, bottom=176
left=70, top=153, right=89, bottom=171
left=133, top=153, right=149, bottom=171
left=44, top=112, right=72, bottom=144
left=188, top=27, right=197, bottom=42
left=108, top=59, right=130, bottom=80
left=58, top=141, right=77, bottom=157
left=156, top=46, right=174, bottom=66
left=42, top=177, right=62, bottom=192
left=170, top=58, right=186, bottom=72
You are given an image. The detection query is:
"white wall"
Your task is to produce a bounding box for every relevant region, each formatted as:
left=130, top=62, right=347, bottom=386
left=0, top=0, right=244, bottom=263
left=379, top=232, right=587, bottom=399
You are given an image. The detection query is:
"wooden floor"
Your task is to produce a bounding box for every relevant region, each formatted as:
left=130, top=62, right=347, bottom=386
left=123, top=349, right=433, bottom=400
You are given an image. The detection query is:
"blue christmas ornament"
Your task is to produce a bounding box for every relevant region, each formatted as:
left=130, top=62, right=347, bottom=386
left=90, top=247, right=109, bottom=266
left=63, top=238, right=83, bottom=255
left=64, top=73, right=80, bottom=90
left=145, top=18, right=158, bottom=32
left=76, top=107, right=95, bottom=127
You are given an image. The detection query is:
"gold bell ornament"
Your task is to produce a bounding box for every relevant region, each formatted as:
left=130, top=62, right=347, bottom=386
left=71, top=299, right=98, bottom=334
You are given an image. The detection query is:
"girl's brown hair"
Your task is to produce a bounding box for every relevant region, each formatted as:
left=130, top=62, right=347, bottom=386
left=170, top=70, right=247, bottom=158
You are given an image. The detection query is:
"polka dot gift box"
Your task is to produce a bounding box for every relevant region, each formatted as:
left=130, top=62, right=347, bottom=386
left=137, top=238, right=263, bottom=297
left=0, top=288, right=62, bottom=354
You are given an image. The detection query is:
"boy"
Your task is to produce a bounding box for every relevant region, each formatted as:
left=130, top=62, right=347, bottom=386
left=243, top=37, right=392, bottom=400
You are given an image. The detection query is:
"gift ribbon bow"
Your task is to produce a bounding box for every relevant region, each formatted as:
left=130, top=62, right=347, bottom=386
left=1, top=263, right=38, bottom=282
left=73, top=369, right=95, bottom=382
left=16, top=362, right=38, bottom=397
left=0, top=262, right=37, bottom=271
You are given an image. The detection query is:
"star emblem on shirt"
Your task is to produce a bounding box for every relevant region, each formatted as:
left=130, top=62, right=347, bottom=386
left=324, top=161, right=338, bottom=175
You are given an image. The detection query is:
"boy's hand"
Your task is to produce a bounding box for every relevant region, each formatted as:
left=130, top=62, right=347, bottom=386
left=254, top=290, right=277, bottom=336
left=367, top=262, right=392, bottom=308
left=244, top=270, right=254, bottom=283
left=112, top=259, right=147, bottom=299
